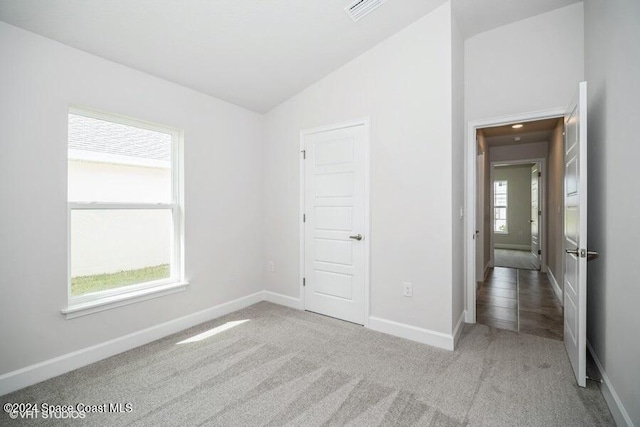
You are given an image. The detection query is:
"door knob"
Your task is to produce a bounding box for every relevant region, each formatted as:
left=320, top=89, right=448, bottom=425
left=349, top=234, right=363, bottom=241
left=586, top=250, right=599, bottom=261
left=566, top=248, right=600, bottom=260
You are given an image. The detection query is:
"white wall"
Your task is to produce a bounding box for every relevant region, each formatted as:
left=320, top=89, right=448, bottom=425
left=546, top=120, right=564, bottom=295
left=490, top=141, right=548, bottom=163
left=451, top=11, right=466, bottom=331
left=584, top=0, right=640, bottom=424
left=263, top=2, right=456, bottom=337
left=465, top=3, right=584, bottom=122
left=0, top=21, right=264, bottom=375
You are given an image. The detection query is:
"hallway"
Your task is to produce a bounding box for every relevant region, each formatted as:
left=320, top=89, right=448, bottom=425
left=494, top=248, right=538, bottom=270
left=477, top=267, right=563, bottom=340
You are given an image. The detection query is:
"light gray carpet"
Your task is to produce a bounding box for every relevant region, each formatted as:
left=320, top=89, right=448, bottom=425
left=1, top=302, right=613, bottom=426
left=494, top=249, right=538, bottom=270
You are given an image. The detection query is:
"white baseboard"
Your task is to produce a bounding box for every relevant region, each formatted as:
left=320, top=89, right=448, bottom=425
left=453, top=311, right=467, bottom=348
left=546, top=267, right=563, bottom=306
left=484, top=261, right=491, bottom=280
left=368, top=316, right=454, bottom=351
left=262, top=291, right=303, bottom=310
left=587, top=341, right=635, bottom=427
left=494, top=243, right=531, bottom=251
left=2, top=290, right=460, bottom=397
left=0, top=291, right=265, bottom=397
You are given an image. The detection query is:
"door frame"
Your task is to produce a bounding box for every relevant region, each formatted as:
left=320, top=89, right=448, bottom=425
left=465, top=108, right=564, bottom=323
left=299, top=117, right=371, bottom=327
left=488, top=158, right=546, bottom=272
left=475, top=152, right=485, bottom=282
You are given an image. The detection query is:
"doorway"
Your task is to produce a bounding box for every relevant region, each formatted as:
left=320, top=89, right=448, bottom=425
left=469, top=115, right=565, bottom=341
left=491, top=160, right=543, bottom=271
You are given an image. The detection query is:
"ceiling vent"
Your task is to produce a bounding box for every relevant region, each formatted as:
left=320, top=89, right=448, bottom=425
left=345, top=0, right=386, bottom=22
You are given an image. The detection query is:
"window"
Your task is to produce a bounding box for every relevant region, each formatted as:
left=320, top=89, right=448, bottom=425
left=65, top=107, right=184, bottom=316
left=494, top=180, right=508, bottom=234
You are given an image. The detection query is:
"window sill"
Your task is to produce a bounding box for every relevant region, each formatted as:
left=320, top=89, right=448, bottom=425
left=61, top=281, right=188, bottom=320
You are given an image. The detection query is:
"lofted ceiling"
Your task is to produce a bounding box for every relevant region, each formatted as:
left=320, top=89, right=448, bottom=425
left=481, top=117, right=563, bottom=148
left=0, top=0, right=581, bottom=113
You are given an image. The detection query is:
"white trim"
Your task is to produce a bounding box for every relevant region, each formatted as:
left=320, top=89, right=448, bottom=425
left=465, top=108, right=564, bottom=323
left=299, top=117, right=371, bottom=327
left=587, top=341, right=635, bottom=427
left=1, top=291, right=264, bottom=396
left=3, top=290, right=471, bottom=398
left=362, top=120, right=371, bottom=327
left=453, top=311, right=467, bottom=348
left=69, top=104, right=182, bottom=135
left=484, top=261, right=491, bottom=281
left=546, top=267, right=563, bottom=306
left=298, top=130, right=306, bottom=322
left=66, top=106, right=185, bottom=313
left=61, top=281, right=189, bottom=319
left=68, top=202, right=174, bottom=210
left=262, top=291, right=303, bottom=310
left=494, top=244, right=532, bottom=251
left=368, top=317, right=455, bottom=351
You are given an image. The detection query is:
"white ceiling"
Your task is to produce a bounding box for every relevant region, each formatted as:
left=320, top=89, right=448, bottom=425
left=0, top=0, right=582, bottom=113
left=452, top=0, right=581, bottom=39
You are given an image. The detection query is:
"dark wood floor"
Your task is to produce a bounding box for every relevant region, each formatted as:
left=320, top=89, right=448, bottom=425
left=477, top=267, right=564, bottom=340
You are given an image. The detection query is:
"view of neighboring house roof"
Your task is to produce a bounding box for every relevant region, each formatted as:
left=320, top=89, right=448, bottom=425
left=68, top=113, right=171, bottom=167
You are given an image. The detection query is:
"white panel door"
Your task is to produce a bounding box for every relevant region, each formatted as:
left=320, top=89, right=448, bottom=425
left=303, top=124, right=366, bottom=324
left=564, top=82, right=588, bottom=387
left=531, top=163, right=541, bottom=270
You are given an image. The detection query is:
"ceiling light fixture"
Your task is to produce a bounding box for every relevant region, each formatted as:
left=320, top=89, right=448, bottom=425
left=512, top=124, right=524, bottom=129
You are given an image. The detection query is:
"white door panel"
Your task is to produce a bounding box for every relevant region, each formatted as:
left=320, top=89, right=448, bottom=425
left=314, top=206, right=353, bottom=231
left=314, top=239, right=353, bottom=265
left=563, top=81, right=588, bottom=387
left=303, top=123, right=367, bottom=324
left=315, top=173, right=354, bottom=197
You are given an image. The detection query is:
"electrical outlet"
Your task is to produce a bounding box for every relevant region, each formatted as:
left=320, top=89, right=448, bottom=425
left=267, top=261, right=275, bottom=272
left=402, top=282, right=413, bottom=297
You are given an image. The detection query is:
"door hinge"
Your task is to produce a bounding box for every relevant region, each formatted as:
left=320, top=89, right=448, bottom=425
left=538, top=171, right=541, bottom=177
left=301, top=150, right=306, bottom=159
left=303, top=214, right=306, bottom=223
left=539, top=210, right=542, bottom=216
left=538, top=249, right=542, bottom=255
left=303, top=277, right=306, bottom=287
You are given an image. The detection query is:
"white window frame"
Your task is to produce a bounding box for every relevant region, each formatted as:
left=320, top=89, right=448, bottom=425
left=62, top=106, right=186, bottom=319
left=493, top=179, right=508, bottom=234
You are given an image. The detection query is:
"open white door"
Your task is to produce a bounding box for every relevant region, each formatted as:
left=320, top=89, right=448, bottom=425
left=563, top=81, right=588, bottom=387
left=531, top=163, right=541, bottom=270
left=302, top=122, right=367, bottom=325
